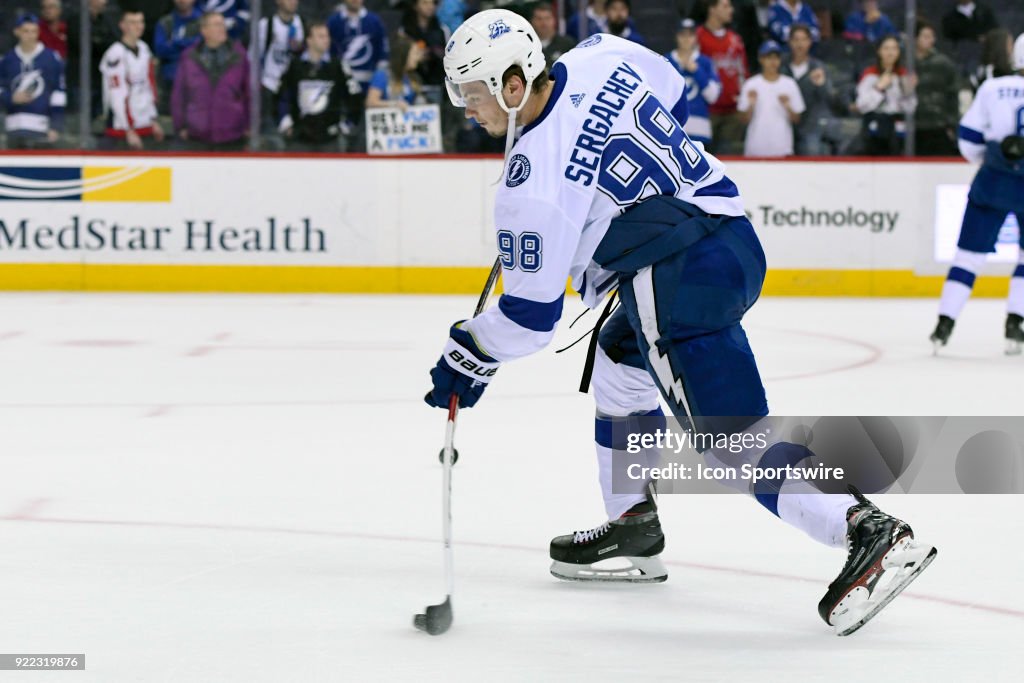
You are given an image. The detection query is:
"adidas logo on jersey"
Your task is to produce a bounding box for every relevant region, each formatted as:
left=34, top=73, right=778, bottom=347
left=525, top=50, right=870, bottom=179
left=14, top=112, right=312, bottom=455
left=570, top=93, right=585, bottom=108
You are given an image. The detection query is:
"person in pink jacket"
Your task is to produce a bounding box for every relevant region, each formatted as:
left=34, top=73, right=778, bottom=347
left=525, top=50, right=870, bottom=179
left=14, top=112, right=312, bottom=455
left=171, top=11, right=250, bottom=150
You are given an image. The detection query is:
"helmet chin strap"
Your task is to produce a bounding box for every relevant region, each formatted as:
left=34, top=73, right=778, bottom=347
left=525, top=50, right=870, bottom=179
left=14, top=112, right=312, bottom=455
left=494, top=86, right=532, bottom=185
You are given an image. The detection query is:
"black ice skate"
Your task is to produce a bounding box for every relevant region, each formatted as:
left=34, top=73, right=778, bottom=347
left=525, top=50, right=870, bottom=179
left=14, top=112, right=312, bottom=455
left=818, top=487, right=937, bottom=636
left=929, top=314, right=954, bottom=353
left=549, top=492, right=667, bottom=583
left=1006, top=313, right=1024, bottom=355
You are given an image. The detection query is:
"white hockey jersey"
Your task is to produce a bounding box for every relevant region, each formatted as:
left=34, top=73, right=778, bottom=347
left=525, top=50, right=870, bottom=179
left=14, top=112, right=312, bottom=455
left=958, top=74, right=1024, bottom=163
left=100, top=40, right=158, bottom=134
left=462, top=34, right=746, bottom=362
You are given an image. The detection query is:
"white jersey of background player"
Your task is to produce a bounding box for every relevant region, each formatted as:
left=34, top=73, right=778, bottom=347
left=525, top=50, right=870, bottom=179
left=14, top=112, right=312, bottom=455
left=427, top=10, right=936, bottom=635
left=930, top=34, right=1024, bottom=353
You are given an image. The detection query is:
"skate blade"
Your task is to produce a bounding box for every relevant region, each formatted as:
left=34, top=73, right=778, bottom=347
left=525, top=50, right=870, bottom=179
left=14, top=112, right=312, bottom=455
left=831, top=538, right=938, bottom=637
left=1006, top=339, right=1022, bottom=356
left=550, top=556, right=668, bottom=583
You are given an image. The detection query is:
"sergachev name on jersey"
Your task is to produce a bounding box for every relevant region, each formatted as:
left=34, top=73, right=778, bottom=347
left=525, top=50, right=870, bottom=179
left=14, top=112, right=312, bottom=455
left=564, top=62, right=643, bottom=187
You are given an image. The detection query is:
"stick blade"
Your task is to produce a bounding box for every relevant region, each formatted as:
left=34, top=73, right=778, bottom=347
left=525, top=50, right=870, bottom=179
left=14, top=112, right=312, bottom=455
left=413, top=596, right=452, bottom=635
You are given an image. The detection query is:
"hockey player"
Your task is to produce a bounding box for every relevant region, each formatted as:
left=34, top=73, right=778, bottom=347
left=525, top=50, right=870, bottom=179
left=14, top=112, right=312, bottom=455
left=100, top=10, right=163, bottom=150
left=930, top=34, right=1024, bottom=354
left=425, top=10, right=936, bottom=635
left=0, top=13, right=66, bottom=149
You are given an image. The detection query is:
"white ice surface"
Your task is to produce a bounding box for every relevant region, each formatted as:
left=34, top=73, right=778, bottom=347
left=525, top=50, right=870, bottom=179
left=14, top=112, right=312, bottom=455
left=0, top=293, right=1021, bottom=683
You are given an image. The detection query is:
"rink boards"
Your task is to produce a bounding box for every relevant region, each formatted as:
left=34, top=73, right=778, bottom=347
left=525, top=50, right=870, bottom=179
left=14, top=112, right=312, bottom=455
left=0, top=153, right=1016, bottom=296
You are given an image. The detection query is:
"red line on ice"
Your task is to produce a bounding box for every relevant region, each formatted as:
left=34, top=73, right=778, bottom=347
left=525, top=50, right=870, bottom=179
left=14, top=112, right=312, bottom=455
left=2, top=513, right=1021, bottom=621
left=6, top=498, right=50, bottom=520
left=759, top=327, right=884, bottom=382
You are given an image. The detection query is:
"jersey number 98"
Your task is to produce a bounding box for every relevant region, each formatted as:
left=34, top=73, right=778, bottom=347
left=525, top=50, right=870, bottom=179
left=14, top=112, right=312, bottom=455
left=497, top=230, right=543, bottom=273
left=598, top=92, right=712, bottom=206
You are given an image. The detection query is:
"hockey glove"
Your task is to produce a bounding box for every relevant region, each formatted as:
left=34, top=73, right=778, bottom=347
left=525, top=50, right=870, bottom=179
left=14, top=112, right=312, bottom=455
left=1001, top=135, right=1024, bottom=162
left=425, top=322, right=500, bottom=409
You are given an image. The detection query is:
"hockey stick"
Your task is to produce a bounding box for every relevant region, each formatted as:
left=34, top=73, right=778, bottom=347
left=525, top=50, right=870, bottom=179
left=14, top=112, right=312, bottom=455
left=414, top=256, right=502, bottom=636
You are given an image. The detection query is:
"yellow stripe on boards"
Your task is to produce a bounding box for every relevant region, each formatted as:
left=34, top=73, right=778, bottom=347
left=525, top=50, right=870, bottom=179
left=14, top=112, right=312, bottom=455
left=80, top=167, right=173, bottom=202
left=0, top=264, right=1013, bottom=297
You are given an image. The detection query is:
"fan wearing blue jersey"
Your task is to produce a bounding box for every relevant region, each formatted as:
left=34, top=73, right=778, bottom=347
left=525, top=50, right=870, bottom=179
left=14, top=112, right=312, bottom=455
left=666, top=19, right=720, bottom=147
left=0, top=13, right=66, bottom=148
left=328, top=0, right=389, bottom=95
left=930, top=34, right=1024, bottom=354
left=425, top=10, right=935, bottom=635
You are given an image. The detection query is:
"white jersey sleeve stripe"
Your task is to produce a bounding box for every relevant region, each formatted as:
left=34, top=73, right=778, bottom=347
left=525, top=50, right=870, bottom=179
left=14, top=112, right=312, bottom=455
left=464, top=306, right=559, bottom=362
left=497, top=293, right=565, bottom=332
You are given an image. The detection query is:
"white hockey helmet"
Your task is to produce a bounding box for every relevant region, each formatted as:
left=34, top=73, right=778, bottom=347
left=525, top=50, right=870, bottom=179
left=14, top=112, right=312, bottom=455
left=1014, top=33, right=1024, bottom=71
left=443, top=9, right=546, bottom=113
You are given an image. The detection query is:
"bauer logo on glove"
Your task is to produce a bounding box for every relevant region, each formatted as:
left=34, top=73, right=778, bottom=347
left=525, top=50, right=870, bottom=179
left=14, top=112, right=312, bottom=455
left=425, top=322, right=501, bottom=409
left=446, top=347, right=499, bottom=380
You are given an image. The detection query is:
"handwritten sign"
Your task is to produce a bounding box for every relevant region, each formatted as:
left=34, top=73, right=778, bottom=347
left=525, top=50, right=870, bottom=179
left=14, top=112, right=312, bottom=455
left=365, top=105, right=442, bottom=155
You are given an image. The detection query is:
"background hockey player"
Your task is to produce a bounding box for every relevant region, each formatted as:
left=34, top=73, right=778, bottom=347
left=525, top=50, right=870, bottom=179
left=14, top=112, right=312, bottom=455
left=930, top=33, right=1024, bottom=354
left=425, top=10, right=936, bottom=635
left=0, top=13, right=66, bottom=149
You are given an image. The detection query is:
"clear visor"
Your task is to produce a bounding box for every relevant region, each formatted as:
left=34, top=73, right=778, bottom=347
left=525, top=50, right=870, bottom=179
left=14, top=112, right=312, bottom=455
left=445, top=79, right=499, bottom=110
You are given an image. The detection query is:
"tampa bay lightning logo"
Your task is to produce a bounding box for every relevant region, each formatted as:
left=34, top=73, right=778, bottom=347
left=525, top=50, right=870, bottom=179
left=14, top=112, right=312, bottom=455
left=11, top=70, right=45, bottom=101
left=578, top=35, right=602, bottom=48
left=488, top=20, right=511, bottom=40
left=506, top=154, right=531, bottom=187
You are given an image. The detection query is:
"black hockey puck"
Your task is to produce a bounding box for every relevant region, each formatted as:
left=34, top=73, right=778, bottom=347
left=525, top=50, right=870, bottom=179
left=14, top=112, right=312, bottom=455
left=438, top=447, right=459, bottom=465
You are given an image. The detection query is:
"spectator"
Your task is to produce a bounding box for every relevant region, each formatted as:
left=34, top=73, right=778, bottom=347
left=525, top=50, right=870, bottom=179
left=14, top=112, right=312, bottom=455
left=941, top=1, right=998, bottom=45
left=913, top=22, right=959, bottom=156
left=605, top=0, right=644, bottom=46
left=970, top=28, right=1013, bottom=92
left=255, top=0, right=305, bottom=130
left=328, top=0, right=388, bottom=95
left=38, top=0, right=68, bottom=59
left=99, top=9, right=163, bottom=149
left=155, top=0, right=202, bottom=110
left=199, top=0, right=249, bottom=42
left=731, top=0, right=771, bottom=73
left=738, top=40, right=804, bottom=156
left=66, top=0, right=120, bottom=117
left=436, top=0, right=464, bottom=36
left=0, top=13, right=66, bottom=148
left=531, top=2, right=575, bottom=66
left=278, top=21, right=363, bottom=151
left=566, top=0, right=606, bottom=40
left=667, top=18, right=721, bottom=147
left=400, top=0, right=449, bottom=91
left=783, top=23, right=834, bottom=154
left=171, top=11, right=250, bottom=150
left=842, top=1, right=896, bottom=43
left=366, top=34, right=423, bottom=110
left=855, top=35, right=916, bottom=156
left=697, top=0, right=749, bottom=154
left=119, top=1, right=172, bottom=47
left=767, top=0, right=819, bottom=45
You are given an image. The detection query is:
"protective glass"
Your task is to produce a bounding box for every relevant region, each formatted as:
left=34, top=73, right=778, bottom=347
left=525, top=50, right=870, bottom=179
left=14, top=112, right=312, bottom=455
left=444, top=79, right=498, bottom=110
